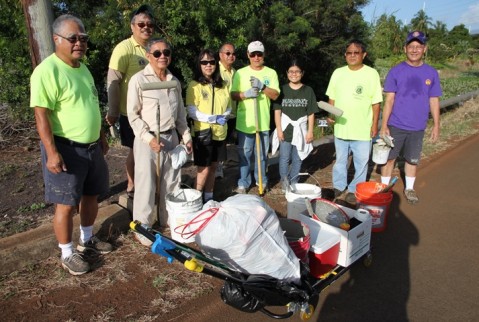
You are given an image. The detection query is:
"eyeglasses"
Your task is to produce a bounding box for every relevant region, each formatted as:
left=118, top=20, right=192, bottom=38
left=149, top=49, right=171, bottom=58
left=222, top=51, right=236, bottom=56
left=136, top=22, right=154, bottom=29
left=345, top=51, right=362, bottom=56
left=55, top=33, right=89, bottom=44
left=200, top=60, right=216, bottom=66
left=287, top=70, right=302, bottom=74
left=249, top=52, right=264, bottom=58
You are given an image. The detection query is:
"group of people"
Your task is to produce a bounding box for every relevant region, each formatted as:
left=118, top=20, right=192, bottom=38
left=30, top=4, right=441, bottom=275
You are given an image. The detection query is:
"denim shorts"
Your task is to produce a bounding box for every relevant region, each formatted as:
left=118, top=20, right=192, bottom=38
left=40, top=138, right=109, bottom=206
left=119, top=114, right=135, bottom=148
left=388, top=126, right=425, bottom=164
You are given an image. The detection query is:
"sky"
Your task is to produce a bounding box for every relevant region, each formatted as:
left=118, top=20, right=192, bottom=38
left=361, top=0, right=479, bottom=34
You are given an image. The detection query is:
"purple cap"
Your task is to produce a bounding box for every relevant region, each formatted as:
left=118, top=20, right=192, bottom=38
left=406, top=31, right=427, bottom=45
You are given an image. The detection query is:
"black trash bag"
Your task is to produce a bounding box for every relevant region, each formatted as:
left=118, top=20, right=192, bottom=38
left=242, top=274, right=309, bottom=307
left=221, top=274, right=311, bottom=313
left=220, top=281, right=264, bottom=313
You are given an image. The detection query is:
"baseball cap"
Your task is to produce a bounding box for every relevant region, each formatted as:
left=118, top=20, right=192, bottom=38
left=247, top=41, right=265, bottom=53
left=131, top=4, right=154, bottom=20
left=405, top=31, right=427, bottom=45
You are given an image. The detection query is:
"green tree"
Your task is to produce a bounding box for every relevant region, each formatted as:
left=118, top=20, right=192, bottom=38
left=0, top=0, right=31, bottom=121
left=1, top=0, right=374, bottom=127
left=427, top=21, right=450, bottom=63
left=254, top=0, right=371, bottom=100
left=410, top=9, right=432, bottom=33
left=370, top=14, right=404, bottom=59
left=448, top=24, right=472, bottom=59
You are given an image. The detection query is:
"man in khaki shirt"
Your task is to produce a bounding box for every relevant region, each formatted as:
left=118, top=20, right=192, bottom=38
left=127, top=39, right=192, bottom=243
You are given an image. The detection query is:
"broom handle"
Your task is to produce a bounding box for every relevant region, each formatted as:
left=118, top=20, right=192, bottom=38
left=253, top=95, right=264, bottom=195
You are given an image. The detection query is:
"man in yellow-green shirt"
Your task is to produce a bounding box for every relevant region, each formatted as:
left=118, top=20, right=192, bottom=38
left=31, top=14, right=111, bottom=276
left=106, top=5, right=155, bottom=197
left=216, top=42, right=237, bottom=178
left=326, top=39, right=382, bottom=203
left=231, top=41, right=280, bottom=193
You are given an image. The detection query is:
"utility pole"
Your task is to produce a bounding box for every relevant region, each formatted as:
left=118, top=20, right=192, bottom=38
left=22, top=0, right=54, bottom=69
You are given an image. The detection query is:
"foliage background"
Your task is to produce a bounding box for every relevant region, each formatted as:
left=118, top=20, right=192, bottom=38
left=0, top=0, right=478, bottom=126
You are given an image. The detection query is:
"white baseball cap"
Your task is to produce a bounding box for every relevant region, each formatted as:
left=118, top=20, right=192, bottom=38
left=247, top=41, right=264, bottom=53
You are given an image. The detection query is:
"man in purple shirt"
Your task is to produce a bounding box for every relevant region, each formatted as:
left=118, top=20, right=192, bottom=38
left=380, top=31, right=442, bottom=204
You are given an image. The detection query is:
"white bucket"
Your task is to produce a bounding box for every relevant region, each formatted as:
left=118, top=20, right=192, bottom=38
left=166, top=188, right=203, bottom=243
left=372, top=144, right=390, bottom=164
left=286, top=183, right=321, bottom=220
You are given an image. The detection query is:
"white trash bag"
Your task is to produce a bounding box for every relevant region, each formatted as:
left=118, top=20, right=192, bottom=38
left=186, top=194, right=301, bottom=284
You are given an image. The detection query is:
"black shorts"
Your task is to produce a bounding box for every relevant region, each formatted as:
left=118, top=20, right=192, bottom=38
left=388, top=126, right=425, bottom=165
left=41, top=138, right=109, bottom=206
left=119, top=114, right=135, bottom=148
left=193, top=139, right=227, bottom=167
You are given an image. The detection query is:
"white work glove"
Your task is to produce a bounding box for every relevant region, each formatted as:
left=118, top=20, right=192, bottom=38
left=170, top=145, right=188, bottom=169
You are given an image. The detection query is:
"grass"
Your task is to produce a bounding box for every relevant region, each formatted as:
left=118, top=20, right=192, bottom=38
left=0, top=231, right=217, bottom=320
left=422, top=98, right=479, bottom=158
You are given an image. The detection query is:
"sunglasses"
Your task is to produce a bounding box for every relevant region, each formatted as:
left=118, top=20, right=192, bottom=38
left=55, top=33, right=89, bottom=44
left=136, top=22, right=155, bottom=29
left=223, top=51, right=236, bottom=56
left=200, top=60, right=216, bottom=66
left=345, top=51, right=362, bottom=56
left=249, top=51, right=264, bottom=58
left=150, top=49, right=171, bottom=58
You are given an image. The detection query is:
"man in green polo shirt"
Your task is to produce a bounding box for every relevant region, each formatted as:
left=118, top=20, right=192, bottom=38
left=106, top=4, right=155, bottom=198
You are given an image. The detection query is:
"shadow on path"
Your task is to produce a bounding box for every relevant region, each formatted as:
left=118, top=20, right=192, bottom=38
left=315, top=192, right=419, bottom=321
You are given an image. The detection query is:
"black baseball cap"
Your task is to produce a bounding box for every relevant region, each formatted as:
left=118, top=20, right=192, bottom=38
left=131, top=4, right=154, bottom=20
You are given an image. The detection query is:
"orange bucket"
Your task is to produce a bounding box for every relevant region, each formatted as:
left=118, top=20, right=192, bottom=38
left=355, top=182, right=393, bottom=232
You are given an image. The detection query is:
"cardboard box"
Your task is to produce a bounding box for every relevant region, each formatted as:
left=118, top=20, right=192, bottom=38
left=296, top=205, right=372, bottom=268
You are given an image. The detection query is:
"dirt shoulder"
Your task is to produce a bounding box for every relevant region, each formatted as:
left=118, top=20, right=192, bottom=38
left=0, top=138, right=340, bottom=321
left=1, top=98, right=478, bottom=321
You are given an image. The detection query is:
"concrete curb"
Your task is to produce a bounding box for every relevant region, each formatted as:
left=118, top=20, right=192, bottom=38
left=0, top=204, right=131, bottom=276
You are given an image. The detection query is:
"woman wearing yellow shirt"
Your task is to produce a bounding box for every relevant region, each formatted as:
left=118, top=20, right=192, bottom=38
left=186, top=49, right=232, bottom=202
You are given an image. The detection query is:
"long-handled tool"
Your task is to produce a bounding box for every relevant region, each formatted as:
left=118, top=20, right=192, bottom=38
left=140, top=80, right=178, bottom=224
left=155, top=110, right=162, bottom=224
left=378, top=176, right=398, bottom=193
left=253, top=94, right=264, bottom=196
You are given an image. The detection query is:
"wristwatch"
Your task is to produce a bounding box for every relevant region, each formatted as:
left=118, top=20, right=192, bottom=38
left=261, top=83, right=266, bottom=91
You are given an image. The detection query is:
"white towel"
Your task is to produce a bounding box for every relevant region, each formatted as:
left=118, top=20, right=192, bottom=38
left=271, top=114, right=312, bottom=160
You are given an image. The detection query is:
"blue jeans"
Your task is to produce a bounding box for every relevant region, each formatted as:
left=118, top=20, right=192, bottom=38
left=333, top=137, right=371, bottom=193
left=279, top=141, right=302, bottom=184
left=237, top=131, right=269, bottom=188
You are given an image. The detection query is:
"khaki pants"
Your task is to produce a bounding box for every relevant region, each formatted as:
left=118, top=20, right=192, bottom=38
left=133, top=131, right=180, bottom=227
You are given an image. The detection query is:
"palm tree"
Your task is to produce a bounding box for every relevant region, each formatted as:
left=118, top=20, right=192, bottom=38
left=410, top=9, right=432, bottom=33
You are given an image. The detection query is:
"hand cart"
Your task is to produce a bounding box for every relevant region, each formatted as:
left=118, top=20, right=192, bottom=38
left=130, top=219, right=372, bottom=320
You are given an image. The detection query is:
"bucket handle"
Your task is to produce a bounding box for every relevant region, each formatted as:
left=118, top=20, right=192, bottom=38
left=170, top=186, right=202, bottom=206
left=290, top=172, right=321, bottom=186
